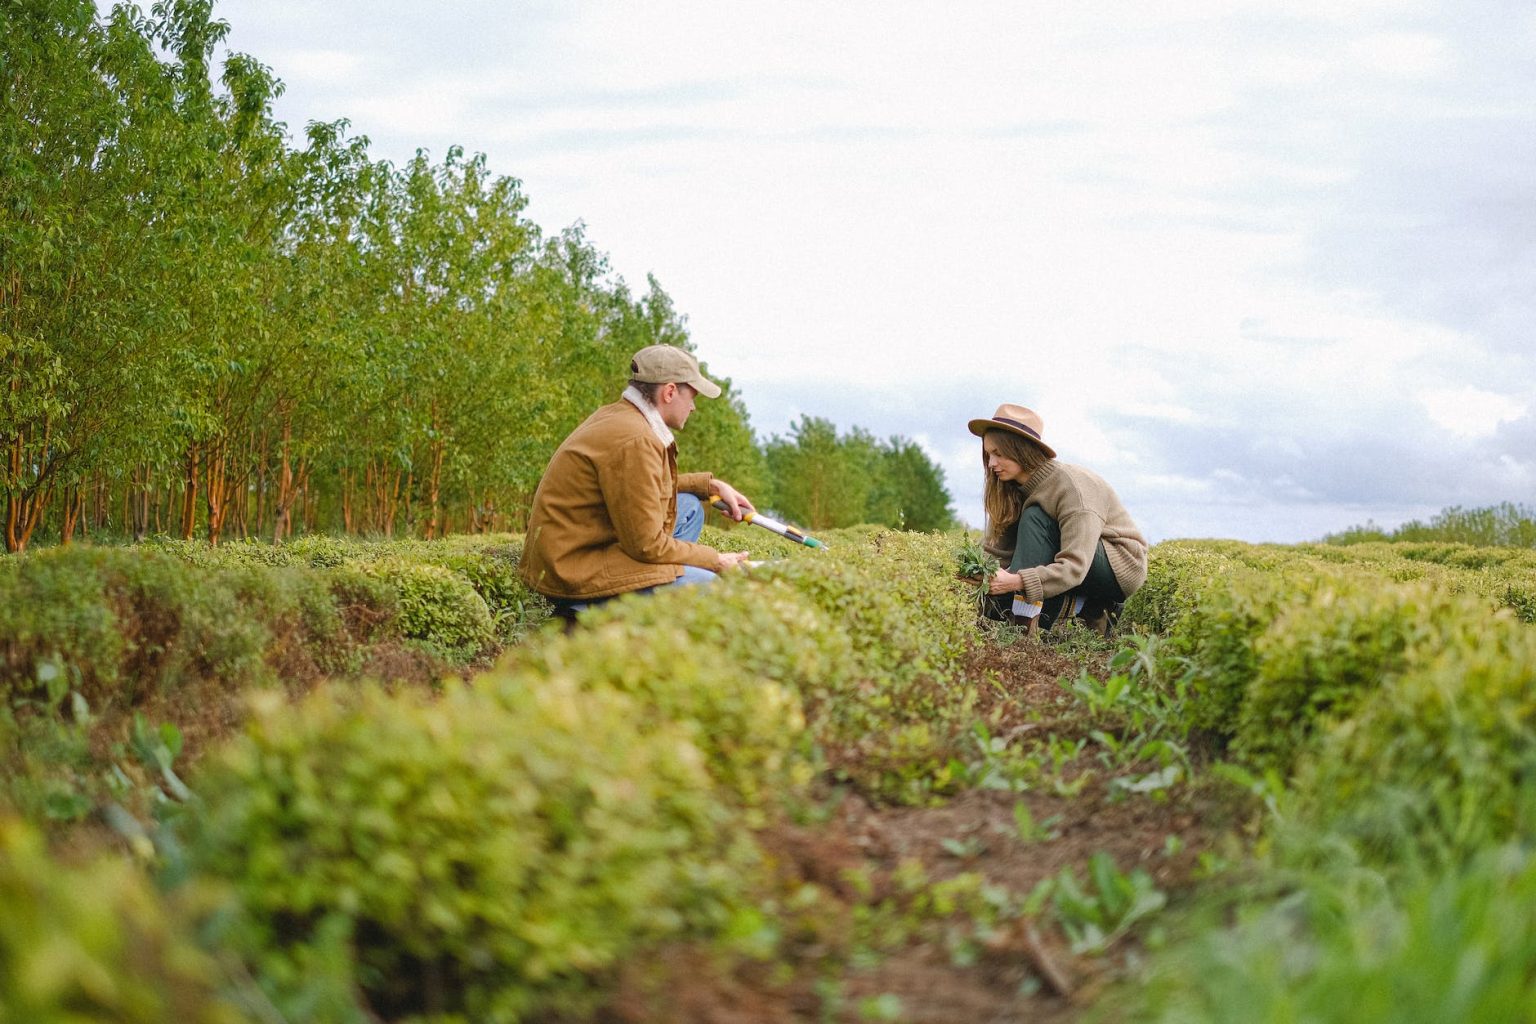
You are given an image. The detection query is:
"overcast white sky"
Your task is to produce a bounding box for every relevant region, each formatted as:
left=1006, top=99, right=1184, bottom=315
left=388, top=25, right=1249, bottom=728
left=207, top=0, right=1536, bottom=542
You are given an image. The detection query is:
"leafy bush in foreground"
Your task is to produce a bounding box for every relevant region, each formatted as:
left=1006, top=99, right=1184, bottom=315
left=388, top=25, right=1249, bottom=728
left=0, top=816, right=248, bottom=1024
left=505, top=584, right=818, bottom=815
left=1292, top=617, right=1536, bottom=864
left=1132, top=843, right=1536, bottom=1024
left=187, top=682, right=756, bottom=1023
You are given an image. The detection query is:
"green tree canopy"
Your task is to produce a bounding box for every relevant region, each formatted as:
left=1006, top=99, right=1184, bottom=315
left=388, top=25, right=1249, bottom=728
left=764, top=416, right=954, bottom=532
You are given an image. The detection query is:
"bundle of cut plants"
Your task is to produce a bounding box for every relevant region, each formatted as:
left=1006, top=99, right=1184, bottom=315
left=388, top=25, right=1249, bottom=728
left=954, top=537, right=1000, bottom=615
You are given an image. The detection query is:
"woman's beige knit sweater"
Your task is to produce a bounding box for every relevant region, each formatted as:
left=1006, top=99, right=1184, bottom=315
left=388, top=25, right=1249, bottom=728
left=1005, top=460, right=1149, bottom=604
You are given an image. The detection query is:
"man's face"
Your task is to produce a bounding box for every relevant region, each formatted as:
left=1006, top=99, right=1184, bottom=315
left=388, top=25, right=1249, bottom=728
left=656, top=382, right=697, bottom=430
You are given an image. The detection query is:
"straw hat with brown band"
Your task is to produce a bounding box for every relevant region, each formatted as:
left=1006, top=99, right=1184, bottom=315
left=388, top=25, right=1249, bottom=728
left=966, top=403, right=1057, bottom=459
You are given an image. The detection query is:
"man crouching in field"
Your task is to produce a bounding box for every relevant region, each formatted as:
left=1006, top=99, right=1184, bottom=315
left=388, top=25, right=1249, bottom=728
left=519, top=344, right=755, bottom=620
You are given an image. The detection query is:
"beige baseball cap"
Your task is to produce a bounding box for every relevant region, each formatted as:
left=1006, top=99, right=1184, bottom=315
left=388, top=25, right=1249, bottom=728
left=630, top=345, right=722, bottom=399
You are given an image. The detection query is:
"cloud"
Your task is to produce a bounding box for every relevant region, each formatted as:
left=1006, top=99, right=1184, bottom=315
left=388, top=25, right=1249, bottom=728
left=272, top=49, right=365, bottom=85
left=1419, top=387, right=1529, bottom=439
left=1347, top=31, right=1454, bottom=78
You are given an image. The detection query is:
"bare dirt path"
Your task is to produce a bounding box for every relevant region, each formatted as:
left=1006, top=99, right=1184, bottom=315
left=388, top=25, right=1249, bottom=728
left=603, top=642, right=1233, bottom=1024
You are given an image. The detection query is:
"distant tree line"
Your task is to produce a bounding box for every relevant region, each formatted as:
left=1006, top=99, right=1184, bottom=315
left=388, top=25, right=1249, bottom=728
left=765, top=416, right=954, bottom=532
left=1324, top=503, right=1536, bottom=549
left=1, top=0, right=952, bottom=551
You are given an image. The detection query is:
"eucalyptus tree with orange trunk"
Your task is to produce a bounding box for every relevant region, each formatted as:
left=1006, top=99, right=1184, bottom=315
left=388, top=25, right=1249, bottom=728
left=1, top=0, right=251, bottom=550
left=1, top=1, right=769, bottom=548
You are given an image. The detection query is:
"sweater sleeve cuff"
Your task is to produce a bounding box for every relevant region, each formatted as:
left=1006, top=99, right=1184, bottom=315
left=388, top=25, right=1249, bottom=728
left=1018, top=568, right=1045, bottom=603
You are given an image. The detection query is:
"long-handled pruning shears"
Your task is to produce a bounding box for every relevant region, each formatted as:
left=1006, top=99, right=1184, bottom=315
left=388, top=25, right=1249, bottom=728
left=709, top=495, right=826, bottom=549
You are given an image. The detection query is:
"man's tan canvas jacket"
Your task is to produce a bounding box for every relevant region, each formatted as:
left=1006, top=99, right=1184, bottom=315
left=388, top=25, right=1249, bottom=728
left=519, top=399, right=719, bottom=599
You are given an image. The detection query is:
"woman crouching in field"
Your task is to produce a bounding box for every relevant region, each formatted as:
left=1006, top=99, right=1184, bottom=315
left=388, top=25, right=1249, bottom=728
left=970, top=403, right=1149, bottom=635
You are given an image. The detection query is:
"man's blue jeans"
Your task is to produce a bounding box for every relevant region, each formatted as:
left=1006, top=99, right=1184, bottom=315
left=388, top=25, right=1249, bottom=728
left=550, top=493, right=716, bottom=616
left=667, top=493, right=719, bottom=587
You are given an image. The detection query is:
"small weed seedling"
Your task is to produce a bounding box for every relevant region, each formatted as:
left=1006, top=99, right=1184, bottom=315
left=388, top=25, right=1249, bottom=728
left=1011, top=800, right=1062, bottom=843
left=1043, top=851, right=1167, bottom=955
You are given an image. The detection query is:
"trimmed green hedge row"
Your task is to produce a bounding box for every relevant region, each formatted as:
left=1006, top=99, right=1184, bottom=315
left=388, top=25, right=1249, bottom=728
left=1122, top=537, right=1536, bottom=1024
left=189, top=681, right=758, bottom=1023
left=1122, top=539, right=1536, bottom=862
left=0, top=535, right=552, bottom=710
left=182, top=528, right=979, bottom=1021
left=152, top=533, right=551, bottom=653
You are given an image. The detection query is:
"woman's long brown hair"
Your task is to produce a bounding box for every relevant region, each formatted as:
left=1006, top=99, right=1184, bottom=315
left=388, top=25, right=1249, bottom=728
left=982, top=429, right=1052, bottom=548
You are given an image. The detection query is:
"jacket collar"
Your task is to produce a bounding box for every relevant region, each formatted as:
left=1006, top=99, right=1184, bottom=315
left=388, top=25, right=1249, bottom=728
left=621, top=386, right=675, bottom=447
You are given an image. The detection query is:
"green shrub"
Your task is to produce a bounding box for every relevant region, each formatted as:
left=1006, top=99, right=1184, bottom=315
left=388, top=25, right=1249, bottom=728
left=1292, top=617, right=1536, bottom=864
left=1120, top=543, right=1236, bottom=637
left=0, top=816, right=249, bottom=1023
left=186, top=681, right=757, bottom=1023
left=1133, top=843, right=1536, bottom=1024
left=1158, top=562, right=1293, bottom=740
left=282, top=534, right=365, bottom=568
left=509, top=582, right=817, bottom=814
left=0, top=547, right=273, bottom=705
left=361, top=558, right=494, bottom=662
left=744, top=530, right=977, bottom=802
left=0, top=548, right=124, bottom=703
left=1233, top=581, right=1483, bottom=773
left=394, top=539, right=549, bottom=642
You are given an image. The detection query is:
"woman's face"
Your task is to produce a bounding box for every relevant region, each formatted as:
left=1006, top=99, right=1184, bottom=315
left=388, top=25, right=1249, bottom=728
left=983, top=433, right=1027, bottom=483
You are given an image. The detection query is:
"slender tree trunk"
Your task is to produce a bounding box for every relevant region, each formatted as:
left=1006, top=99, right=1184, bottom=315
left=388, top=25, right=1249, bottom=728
left=155, top=475, right=169, bottom=535
left=90, top=471, right=107, bottom=536
left=402, top=468, right=413, bottom=538
left=180, top=443, right=200, bottom=540
left=425, top=439, right=445, bottom=540
left=341, top=466, right=355, bottom=534
left=5, top=490, right=48, bottom=552
left=298, top=460, right=314, bottom=534
left=367, top=458, right=404, bottom=538
left=271, top=422, right=294, bottom=545
left=205, top=437, right=229, bottom=545
left=363, top=461, right=377, bottom=534
left=131, top=464, right=151, bottom=541
left=250, top=426, right=268, bottom=540
left=253, top=429, right=268, bottom=539
left=5, top=429, right=52, bottom=553
left=233, top=470, right=248, bottom=539
left=60, top=484, right=84, bottom=545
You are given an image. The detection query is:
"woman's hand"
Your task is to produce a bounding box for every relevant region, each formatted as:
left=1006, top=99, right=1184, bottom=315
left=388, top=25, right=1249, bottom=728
left=988, top=568, right=1023, bottom=595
